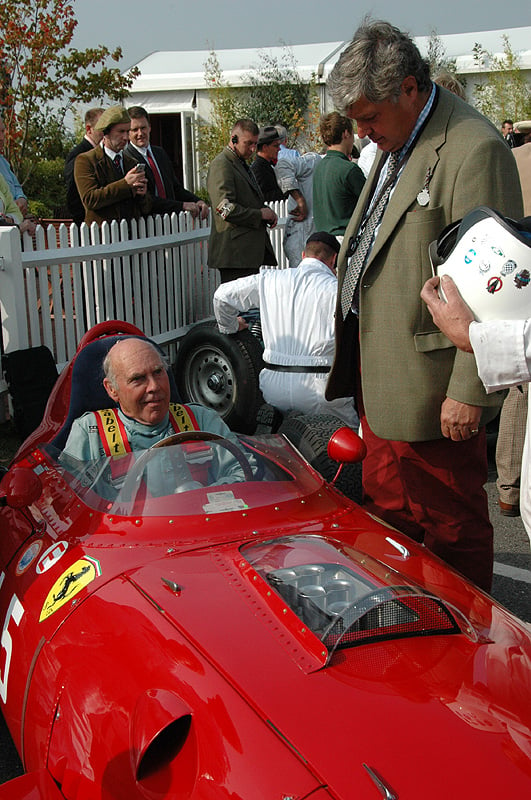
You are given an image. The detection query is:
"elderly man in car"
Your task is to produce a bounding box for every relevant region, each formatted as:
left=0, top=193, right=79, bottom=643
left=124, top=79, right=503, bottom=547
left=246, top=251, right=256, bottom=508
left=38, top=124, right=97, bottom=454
left=62, top=337, right=250, bottom=493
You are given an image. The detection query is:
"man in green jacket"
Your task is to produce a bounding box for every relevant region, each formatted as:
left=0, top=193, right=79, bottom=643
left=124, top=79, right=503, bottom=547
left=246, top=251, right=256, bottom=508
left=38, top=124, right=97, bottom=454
left=312, top=112, right=365, bottom=239
left=207, top=119, right=277, bottom=283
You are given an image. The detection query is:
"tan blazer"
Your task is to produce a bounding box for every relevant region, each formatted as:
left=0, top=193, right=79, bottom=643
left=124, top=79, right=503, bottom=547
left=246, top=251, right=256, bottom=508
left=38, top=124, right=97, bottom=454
left=207, top=147, right=277, bottom=272
left=513, top=142, right=531, bottom=216
left=326, top=88, right=524, bottom=442
left=74, top=146, right=152, bottom=225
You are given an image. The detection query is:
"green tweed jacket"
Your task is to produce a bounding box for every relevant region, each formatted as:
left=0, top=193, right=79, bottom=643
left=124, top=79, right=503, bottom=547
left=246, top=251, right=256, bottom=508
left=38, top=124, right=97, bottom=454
left=207, top=146, right=277, bottom=271
left=326, top=87, right=523, bottom=442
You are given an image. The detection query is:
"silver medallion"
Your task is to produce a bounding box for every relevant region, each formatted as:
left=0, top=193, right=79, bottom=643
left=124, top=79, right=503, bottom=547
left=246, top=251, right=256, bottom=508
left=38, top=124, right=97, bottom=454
left=417, top=188, right=430, bottom=206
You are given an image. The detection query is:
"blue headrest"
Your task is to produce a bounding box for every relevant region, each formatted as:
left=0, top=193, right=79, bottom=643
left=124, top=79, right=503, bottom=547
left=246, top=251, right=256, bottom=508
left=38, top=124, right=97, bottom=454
left=52, top=335, right=180, bottom=449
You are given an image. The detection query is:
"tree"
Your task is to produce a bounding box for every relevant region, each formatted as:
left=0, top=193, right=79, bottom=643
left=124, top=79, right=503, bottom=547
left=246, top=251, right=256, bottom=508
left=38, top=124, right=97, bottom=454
left=425, top=30, right=457, bottom=75
left=473, top=35, right=531, bottom=126
left=243, top=47, right=315, bottom=147
left=196, top=45, right=321, bottom=182
left=0, top=0, right=139, bottom=181
left=196, top=50, right=245, bottom=183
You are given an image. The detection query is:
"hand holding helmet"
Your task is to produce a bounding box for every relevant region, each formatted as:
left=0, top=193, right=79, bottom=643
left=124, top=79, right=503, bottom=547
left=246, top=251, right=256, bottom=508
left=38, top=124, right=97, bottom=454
left=428, top=206, right=531, bottom=322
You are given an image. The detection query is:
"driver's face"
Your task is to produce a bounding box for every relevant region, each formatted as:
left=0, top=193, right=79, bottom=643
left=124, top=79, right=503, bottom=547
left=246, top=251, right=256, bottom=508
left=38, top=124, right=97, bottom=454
left=104, top=339, right=171, bottom=426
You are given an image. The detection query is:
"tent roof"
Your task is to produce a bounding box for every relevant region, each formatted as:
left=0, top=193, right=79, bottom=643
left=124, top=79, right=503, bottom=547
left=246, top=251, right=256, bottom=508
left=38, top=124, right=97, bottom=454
left=126, top=26, right=531, bottom=92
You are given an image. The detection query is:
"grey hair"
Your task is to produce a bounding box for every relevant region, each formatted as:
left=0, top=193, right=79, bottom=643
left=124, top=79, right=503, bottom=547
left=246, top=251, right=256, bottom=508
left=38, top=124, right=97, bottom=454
left=103, top=338, right=168, bottom=390
left=328, top=18, right=431, bottom=113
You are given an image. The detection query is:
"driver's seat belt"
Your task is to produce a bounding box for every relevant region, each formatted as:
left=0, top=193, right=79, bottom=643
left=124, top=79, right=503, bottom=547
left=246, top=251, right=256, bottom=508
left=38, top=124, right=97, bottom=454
left=94, top=403, right=200, bottom=477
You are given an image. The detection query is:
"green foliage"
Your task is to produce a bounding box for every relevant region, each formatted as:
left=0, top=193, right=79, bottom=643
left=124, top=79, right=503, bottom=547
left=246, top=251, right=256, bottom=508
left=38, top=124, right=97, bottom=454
left=196, top=50, right=245, bottom=181
left=25, top=157, right=67, bottom=218
left=196, top=46, right=321, bottom=183
left=243, top=47, right=310, bottom=137
left=0, top=0, right=139, bottom=198
left=473, top=35, right=531, bottom=126
left=426, top=30, right=457, bottom=75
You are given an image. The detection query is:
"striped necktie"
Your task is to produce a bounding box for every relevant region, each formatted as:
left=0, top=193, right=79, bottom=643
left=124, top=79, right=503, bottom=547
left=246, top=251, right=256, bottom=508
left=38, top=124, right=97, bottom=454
left=340, top=150, right=401, bottom=319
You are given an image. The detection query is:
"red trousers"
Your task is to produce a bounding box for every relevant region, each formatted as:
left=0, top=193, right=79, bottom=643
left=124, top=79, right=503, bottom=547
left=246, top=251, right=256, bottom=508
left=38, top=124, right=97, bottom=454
left=360, top=412, right=493, bottom=592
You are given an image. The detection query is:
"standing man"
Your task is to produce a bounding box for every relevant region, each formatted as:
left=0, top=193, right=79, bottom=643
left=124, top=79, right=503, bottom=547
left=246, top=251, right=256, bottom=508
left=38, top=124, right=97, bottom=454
left=312, top=112, right=365, bottom=239
left=207, top=119, right=277, bottom=283
left=64, top=107, right=104, bottom=224
left=124, top=106, right=208, bottom=220
left=275, top=151, right=321, bottom=268
left=501, top=119, right=516, bottom=148
left=325, top=19, right=523, bottom=591
left=250, top=126, right=286, bottom=201
left=0, top=116, right=28, bottom=216
left=74, top=106, right=151, bottom=226
left=213, top=231, right=357, bottom=426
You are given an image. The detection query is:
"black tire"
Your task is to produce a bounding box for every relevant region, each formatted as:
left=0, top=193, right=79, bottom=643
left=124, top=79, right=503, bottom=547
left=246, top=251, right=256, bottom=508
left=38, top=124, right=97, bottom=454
left=174, top=321, right=264, bottom=434
left=278, top=413, right=362, bottom=503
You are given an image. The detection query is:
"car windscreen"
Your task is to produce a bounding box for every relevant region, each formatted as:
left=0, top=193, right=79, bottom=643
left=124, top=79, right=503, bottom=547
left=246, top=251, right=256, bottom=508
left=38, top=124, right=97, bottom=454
left=42, top=434, right=323, bottom=516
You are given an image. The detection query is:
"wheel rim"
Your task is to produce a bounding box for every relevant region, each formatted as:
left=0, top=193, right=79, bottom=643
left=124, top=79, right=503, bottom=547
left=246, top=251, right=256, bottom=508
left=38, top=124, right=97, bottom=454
left=182, top=344, right=236, bottom=418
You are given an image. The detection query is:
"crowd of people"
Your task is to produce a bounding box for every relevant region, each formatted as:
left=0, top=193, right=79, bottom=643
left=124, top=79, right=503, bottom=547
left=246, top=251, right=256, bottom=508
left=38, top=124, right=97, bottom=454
left=2, top=17, right=530, bottom=594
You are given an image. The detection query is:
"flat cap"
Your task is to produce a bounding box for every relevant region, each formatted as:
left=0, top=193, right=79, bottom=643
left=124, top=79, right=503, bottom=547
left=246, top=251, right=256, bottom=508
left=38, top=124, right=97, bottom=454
left=306, top=230, right=340, bottom=254
left=95, top=105, right=131, bottom=131
left=258, top=125, right=282, bottom=146
left=515, top=120, right=531, bottom=134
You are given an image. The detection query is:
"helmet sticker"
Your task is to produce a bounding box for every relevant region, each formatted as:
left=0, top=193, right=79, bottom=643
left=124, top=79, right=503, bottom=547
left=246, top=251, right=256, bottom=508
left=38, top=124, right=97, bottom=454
left=486, top=276, right=503, bottom=294
left=514, top=270, right=530, bottom=289
left=502, top=259, right=517, bottom=274
left=478, top=260, right=491, bottom=273
left=464, top=248, right=477, bottom=264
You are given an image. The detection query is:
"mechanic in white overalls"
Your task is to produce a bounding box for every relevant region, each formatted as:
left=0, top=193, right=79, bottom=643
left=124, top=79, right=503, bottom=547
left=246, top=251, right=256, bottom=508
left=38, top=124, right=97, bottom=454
left=214, top=231, right=358, bottom=427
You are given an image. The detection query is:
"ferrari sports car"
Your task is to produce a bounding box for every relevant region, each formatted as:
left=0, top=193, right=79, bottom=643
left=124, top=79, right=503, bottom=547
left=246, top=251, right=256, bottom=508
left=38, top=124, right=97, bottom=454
left=1, top=321, right=531, bottom=800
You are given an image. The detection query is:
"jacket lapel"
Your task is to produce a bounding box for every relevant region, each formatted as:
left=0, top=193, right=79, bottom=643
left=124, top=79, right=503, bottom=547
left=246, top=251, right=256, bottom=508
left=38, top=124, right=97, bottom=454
left=363, top=93, right=450, bottom=270
left=226, top=148, right=263, bottom=199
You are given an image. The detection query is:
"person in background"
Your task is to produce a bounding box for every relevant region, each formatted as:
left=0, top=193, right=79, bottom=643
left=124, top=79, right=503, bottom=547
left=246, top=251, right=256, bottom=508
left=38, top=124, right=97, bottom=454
left=214, top=231, right=358, bottom=426
left=250, top=126, right=286, bottom=201
left=74, top=106, right=151, bottom=225
left=0, top=173, right=35, bottom=234
left=207, top=118, right=277, bottom=283
left=124, top=106, right=208, bottom=220
left=64, top=107, right=104, bottom=224
left=501, top=119, right=516, bottom=148
left=312, top=112, right=365, bottom=240
left=0, top=115, right=28, bottom=217
left=433, top=71, right=466, bottom=100
left=275, top=150, right=321, bottom=268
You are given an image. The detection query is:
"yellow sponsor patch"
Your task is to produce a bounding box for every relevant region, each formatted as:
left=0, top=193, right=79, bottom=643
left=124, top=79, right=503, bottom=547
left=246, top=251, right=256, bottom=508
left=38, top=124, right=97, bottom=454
left=39, top=557, right=102, bottom=622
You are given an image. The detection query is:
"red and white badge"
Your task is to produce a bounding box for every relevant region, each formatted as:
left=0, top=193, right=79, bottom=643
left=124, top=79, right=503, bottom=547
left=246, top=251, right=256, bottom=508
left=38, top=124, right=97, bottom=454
left=36, top=541, right=68, bottom=574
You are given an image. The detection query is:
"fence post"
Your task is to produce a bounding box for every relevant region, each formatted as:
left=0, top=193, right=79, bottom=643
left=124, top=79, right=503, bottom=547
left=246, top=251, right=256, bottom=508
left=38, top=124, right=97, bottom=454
left=0, top=227, right=29, bottom=353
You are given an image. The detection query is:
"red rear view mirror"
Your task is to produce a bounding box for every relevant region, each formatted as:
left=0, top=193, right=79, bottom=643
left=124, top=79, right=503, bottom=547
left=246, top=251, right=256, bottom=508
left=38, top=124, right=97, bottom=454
left=0, top=467, right=42, bottom=509
left=327, top=427, right=366, bottom=487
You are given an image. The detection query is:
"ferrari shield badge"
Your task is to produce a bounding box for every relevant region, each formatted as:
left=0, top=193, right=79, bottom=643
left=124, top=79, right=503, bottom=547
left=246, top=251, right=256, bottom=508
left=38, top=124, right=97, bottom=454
left=39, top=557, right=101, bottom=622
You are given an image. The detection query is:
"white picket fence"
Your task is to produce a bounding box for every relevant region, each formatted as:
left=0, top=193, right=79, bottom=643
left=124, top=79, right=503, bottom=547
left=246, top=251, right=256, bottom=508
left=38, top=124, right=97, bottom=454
left=0, top=204, right=288, bottom=397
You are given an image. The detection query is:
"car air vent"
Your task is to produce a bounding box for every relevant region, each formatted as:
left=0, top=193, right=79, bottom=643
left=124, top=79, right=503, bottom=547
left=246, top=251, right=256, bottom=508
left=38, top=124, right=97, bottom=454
left=267, top=564, right=460, bottom=657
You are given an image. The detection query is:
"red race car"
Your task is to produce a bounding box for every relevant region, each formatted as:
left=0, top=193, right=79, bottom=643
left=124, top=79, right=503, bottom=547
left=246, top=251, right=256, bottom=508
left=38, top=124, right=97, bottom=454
left=1, top=321, right=531, bottom=799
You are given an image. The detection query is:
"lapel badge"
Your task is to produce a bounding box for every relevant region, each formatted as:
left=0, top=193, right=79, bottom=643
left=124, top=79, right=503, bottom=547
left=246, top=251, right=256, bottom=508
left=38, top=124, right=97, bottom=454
left=417, top=167, right=433, bottom=207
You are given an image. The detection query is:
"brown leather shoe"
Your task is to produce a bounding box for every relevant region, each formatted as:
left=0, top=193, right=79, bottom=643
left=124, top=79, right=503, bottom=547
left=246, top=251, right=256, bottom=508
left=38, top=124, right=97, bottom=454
left=498, top=498, right=520, bottom=517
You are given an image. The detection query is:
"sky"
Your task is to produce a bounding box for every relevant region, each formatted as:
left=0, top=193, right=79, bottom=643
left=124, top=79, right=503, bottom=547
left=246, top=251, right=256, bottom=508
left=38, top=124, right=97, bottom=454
left=71, top=0, right=530, bottom=71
